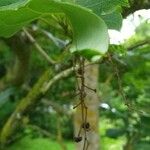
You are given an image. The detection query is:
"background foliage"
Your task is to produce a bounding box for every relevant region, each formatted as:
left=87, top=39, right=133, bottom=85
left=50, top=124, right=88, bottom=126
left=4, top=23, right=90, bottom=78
left=0, top=0, right=150, bottom=150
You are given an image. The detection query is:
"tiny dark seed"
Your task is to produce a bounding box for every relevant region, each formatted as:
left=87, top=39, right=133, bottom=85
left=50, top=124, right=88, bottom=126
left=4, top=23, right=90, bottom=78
left=74, top=136, right=82, bottom=143
left=77, top=69, right=82, bottom=75
left=82, top=122, right=90, bottom=129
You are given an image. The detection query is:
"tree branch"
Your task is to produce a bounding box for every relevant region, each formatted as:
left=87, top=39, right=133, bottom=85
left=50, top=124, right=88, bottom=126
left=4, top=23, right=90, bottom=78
left=127, top=39, right=150, bottom=51
left=23, top=28, right=56, bottom=65
left=0, top=69, right=53, bottom=146
left=41, top=66, right=75, bottom=94
left=0, top=59, right=100, bottom=146
left=0, top=66, right=75, bottom=145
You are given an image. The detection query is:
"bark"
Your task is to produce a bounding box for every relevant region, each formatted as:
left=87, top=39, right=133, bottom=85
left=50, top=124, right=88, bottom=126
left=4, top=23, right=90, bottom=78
left=0, top=69, right=53, bottom=146
left=74, top=64, right=100, bottom=150
left=0, top=65, right=82, bottom=147
left=123, top=142, right=133, bottom=150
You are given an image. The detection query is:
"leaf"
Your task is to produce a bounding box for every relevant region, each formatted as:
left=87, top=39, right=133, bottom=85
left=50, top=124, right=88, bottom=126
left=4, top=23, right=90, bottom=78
left=101, top=10, right=122, bottom=30
left=106, top=128, right=125, bottom=138
left=63, top=0, right=129, bottom=30
left=0, top=0, right=29, bottom=10
left=0, top=0, right=24, bottom=6
left=0, top=0, right=109, bottom=57
left=134, top=143, right=150, bottom=150
left=75, top=0, right=129, bottom=15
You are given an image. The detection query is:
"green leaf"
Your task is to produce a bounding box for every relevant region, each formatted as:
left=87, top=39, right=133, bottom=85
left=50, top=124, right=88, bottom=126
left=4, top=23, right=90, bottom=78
left=101, top=11, right=122, bottom=30
left=134, top=143, right=150, bottom=150
left=0, top=0, right=109, bottom=57
left=75, top=0, right=129, bottom=15
left=0, top=0, right=29, bottom=10
left=106, top=128, right=125, bottom=138
left=64, top=0, right=129, bottom=30
left=0, top=0, right=25, bottom=6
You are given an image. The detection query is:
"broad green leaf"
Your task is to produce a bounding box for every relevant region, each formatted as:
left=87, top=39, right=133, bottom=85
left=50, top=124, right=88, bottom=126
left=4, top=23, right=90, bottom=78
left=75, top=0, right=129, bottom=15
left=63, top=0, right=129, bottom=30
left=0, top=0, right=109, bottom=57
left=0, top=0, right=29, bottom=10
left=101, top=11, right=122, bottom=30
left=0, top=0, right=25, bottom=6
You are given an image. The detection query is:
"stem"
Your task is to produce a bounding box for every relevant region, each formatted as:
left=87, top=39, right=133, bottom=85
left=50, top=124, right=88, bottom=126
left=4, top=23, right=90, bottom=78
left=23, top=28, right=56, bottom=65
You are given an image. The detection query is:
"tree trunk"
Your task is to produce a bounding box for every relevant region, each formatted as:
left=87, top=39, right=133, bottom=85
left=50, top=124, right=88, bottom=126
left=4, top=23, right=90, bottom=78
left=74, top=64, right=100, bottom=150
left=123, top=141, right=133, bottom=150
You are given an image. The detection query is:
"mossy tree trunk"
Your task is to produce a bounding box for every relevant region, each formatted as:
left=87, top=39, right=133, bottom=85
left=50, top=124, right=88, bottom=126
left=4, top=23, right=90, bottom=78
left=0, top=69, right=53, bottom=147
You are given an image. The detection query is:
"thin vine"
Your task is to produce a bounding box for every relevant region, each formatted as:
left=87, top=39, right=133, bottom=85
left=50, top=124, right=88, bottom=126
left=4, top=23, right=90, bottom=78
left=107, top=53, right=144, bottom=115
left=73, top=56, right=91, bottom=150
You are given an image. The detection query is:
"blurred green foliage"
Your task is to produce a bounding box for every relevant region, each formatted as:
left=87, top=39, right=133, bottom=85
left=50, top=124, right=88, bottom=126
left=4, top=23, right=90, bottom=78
left=0, top=1, right=150, bottom=150
left=8, top=136, right=74, bottom=150
left=99, top=20, right=150, bottom=150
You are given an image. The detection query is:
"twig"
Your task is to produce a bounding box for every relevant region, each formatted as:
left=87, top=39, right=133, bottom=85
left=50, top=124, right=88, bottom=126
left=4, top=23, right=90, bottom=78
left=73, top=102, right=82, bottom=109
left=73, top=57, right=90, bottom=150
left=27, top=124, right=52, bottom=137
left=0, top=59, right=100, bottom=145
left=84, top=84, right=96, bottom=93
left=127, top=39, right=150, bottom=51
left=107, top=54, right=128, bottom=105
left=41, top=61, right=97, bottom=94
left=41, top=66, right=75, bottom=94
left=23, top=28, right=56, bottom=65
left=107, top=54, right=144, bottom=115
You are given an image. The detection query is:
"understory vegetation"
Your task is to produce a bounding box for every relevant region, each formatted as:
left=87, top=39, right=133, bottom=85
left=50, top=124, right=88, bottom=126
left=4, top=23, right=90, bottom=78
left=0, top=0, right=150, bottom=150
